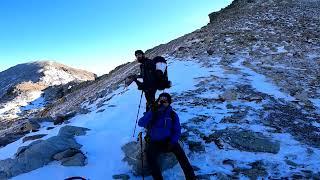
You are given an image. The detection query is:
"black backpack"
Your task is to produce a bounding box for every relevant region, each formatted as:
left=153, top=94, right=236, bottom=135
left=153, top=56, right=171, bottom=90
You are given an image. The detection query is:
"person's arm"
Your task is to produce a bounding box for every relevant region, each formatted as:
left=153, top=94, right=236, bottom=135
left=138, top=111, right=153, bottom=128
left=170, top=112, right=181, bottom=144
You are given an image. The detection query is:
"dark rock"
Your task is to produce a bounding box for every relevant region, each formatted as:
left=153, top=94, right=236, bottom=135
left=207, top=49, right=214, bottom=55
left=29, top=117, right=54, bottom=123
left=61, top=153, right=86, bottom=167
left=180, top=131, right=189, bottom=142
left=219, top=89, right=238, bottom=101
left=58, top=125, right=90, bottom=138
left=233, top=161, right=267, bottom=180
left=24, top=120, right=41, bottom=132
left=79, top=108, right=91, bottom=114
left=223, top=159, right=236, bottom=168
left=54, top=111, right=77, bottom=125
left=122, top=141, right=178, bottom=176
left=206, top=129, right=280, bottom=153
left=96, top=109, right=105, bottom=113
left=178, top=46, right=186, bottom=51
left=291, top=174, right=305, bottom=179
left=0, top=126, right=89, bottom=179
left=53, top=148, right=82, bottom=160
left=187, top=141, right=205, bottom=153
left=46, top=127, right=54, bottom=130
left=112, top=174, right=130, bottom=180
left=0, top=131, right=29, bottom=148
left=22, top=134, right=47, bottom=143
left=285, top=160, right=299, bottom=167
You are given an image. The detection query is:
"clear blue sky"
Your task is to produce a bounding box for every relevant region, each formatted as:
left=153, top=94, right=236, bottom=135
left=0, top=0, right=232, bottom=75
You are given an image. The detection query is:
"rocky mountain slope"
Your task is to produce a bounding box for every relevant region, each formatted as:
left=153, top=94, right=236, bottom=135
left=0, top=0, right=319, bottom=179
left=0, top=61, right=96, bottom=132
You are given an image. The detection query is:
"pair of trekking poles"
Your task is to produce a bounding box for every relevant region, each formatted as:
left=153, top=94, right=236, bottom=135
left=133, top=91, right=145, bottom=180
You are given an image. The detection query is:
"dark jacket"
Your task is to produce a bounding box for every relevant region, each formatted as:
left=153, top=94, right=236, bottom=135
left=138, top=106, right=181, bottom=144
left=137, top=58, right=157, bottom=89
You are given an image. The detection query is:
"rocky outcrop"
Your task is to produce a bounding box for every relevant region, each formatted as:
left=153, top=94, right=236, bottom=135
left=0, top=126, right=89, bottom=179
left=122, top=141, right=178, bottom=176
left=204, top=129, right=280, bottom=154
left=22, top=134, right=47, bottom=143
left=0, top=131, right=28, bottom=148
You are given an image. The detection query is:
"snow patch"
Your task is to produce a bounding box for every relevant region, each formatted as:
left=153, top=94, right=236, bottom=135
left=232, top=59, right=295, bottom=101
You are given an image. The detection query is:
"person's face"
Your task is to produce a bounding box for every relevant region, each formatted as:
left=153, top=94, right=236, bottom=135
left=158, top=96, right=170, bottom=107
left=135, top=53, right=144, bottom=62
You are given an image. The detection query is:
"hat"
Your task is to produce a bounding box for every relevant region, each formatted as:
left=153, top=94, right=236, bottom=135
left=135, top=50, right=144, bottom=56
left=158, top=92, right=172, bottom=104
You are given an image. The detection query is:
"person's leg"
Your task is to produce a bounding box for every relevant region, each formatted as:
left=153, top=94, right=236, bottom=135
left=146, top=142, right=163, bottom=180
left=144, top=89, right=156, bottom=112
left=171, top=143, right=196, bottom=180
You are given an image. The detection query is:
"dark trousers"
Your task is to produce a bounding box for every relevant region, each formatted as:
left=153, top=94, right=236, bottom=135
left=134, top=80, right=156, bottom=112
left=146, top=141, right=196, bottom=180
left=144, top=89, right=157, bottom=112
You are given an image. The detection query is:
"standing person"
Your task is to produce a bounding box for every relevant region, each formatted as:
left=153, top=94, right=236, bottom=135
left=129, top=50, right=157, bottom=112
left=138, top=93, right=196, bottom=180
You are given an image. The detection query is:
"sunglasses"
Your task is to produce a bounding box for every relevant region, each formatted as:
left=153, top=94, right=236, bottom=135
left=158, top=96, right=169, bottom=103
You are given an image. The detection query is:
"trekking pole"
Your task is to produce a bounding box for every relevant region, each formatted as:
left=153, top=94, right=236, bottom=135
left=133, top=91, right=144, bottom=137
left=138, top=132, right=145, bottom=180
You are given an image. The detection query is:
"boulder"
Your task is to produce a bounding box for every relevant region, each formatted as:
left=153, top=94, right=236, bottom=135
left=233, top=161, right=267, bottom=180
left=28, top=117, right=54, bottom=123
left=187, top=141, right=205, bottom=153
left=0, top=131, right=29, bottom=148
left=54, top=111, right=77, bottom=125
left=24, top=120, right=41, bottom=132
left=219, top=89, right=238, bottom=101
left=0, top=126, right=90, bottom=179
left=61, top=153, right=86, bottom=167
left=53, top=148, right=82, bottom=160
left=204, top=129, right=280, bottom=154
left=122, top=141, right=178, bottom=176
left=22, top=134, right=47, bottom=143
left=294, top=91, right=309, bottom=102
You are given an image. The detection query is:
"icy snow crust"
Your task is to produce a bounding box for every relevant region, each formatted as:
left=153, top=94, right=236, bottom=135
left=0, top=57, right=318, bottom=179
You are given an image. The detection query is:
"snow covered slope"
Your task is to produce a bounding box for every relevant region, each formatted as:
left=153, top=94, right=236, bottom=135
left=0, top=57, right=319, bottom=179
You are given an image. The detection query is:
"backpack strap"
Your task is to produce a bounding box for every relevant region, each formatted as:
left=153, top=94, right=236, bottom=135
left=170, top=110, right=176, bottom=123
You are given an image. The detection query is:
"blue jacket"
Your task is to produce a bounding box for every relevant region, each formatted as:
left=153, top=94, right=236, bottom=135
left=138, top=106, right=181, bottom=144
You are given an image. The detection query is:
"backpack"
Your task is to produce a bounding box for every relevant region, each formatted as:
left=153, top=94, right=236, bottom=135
left=153, top=56, right=171, bottom=90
